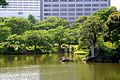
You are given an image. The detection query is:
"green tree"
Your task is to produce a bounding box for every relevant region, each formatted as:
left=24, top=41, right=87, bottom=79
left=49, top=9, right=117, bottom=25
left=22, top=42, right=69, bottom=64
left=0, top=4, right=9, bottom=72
left=27, top=14, right=36, bottom=24
left=75, top=16, right=88, bottom=23
left=0, top=0, right=8, bottom=7
left=93, top=6, right=118, bottom=22
left=7, top=34, right=23, bottom=47
left=34, top=16, right=69, bottom=30
left=71, top=16, right=88, bottom=29
left=0, top=17, right=4, bottom=22
left=105, top=12, right=120, bottom=47
left=0, top=22, right=11, bottom=42
left=4, top=17, right=32, bottom=34
left=49, top=26, right=70, bottom=53
left=70, top=16, right=88, bottom=44
left=22, top=30, right=51, bottom=51
left=79, top=16, right=103, bottom=57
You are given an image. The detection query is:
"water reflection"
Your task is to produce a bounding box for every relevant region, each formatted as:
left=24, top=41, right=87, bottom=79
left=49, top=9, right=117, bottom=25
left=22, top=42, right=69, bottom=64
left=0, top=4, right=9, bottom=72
left=0, top=54, right=60, bottom=67
left=0, top=55, right=120, bottom=80
left=0, top=66, right=40, bottom=80
left=89, top=63, right=120, bottom=80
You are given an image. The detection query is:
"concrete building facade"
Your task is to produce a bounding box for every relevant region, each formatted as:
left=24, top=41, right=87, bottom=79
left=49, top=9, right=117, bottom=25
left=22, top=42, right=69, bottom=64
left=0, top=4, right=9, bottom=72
left=43, top=0, right=110, bottom=22
left=0, top=0, right=41, bottom=20
left=0, top=0, right=110, bottom=22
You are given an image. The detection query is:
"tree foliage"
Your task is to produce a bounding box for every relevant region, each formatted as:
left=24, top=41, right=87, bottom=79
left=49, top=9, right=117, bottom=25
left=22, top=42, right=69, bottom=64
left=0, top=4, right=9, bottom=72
left=79, top=16, right=103, bottom=56
left=71, top=16, right=88, bottom=29
left=0, top=0, right=8, bottom=7
left=22, top=30, right=51, bottom=50
left=27, top=14, right=36, bottom=24
left=34, top=16, right=69, bottom=30
left=0, top=7, right=120, bottom=55
left=0, top=22, right=11, bottom=42
left=4, top=17, right=32, bottom=34
left=105, top=12, right=120, bottom=44
left=93, top=6, right=118, bottom=22
left=7, top=34, right=23, bottom=46
left=49, top=26, right=68, bottom=46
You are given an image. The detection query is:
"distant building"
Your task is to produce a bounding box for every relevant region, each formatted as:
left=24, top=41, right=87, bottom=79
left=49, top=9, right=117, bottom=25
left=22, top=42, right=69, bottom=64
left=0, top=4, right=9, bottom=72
left=43, top=0, right=110, bottom=22
left=0, top=0, right=110, bottom=22
left=0, top=0, right=41, bottom=20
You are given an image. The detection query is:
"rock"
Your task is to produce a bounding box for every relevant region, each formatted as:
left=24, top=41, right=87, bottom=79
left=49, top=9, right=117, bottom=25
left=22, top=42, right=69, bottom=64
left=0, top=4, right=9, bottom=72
left=85, top=56, right=96, bottom=63
left=60, top=57, right=73, bottom=62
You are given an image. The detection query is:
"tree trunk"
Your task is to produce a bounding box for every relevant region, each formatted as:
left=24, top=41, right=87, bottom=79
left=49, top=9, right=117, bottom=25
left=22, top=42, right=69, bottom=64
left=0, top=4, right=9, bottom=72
left=91, top=32, right=96, bottom=57
left=34, top=45, right=37, bottom=50
left=91, top=44, right=95, bottom=57
left=58, top=43, right=62, bottom=53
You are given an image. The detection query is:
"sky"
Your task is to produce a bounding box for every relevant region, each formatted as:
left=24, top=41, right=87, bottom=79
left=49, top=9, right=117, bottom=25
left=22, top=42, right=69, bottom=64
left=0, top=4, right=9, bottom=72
left=111, top=0, right=120, bottom=10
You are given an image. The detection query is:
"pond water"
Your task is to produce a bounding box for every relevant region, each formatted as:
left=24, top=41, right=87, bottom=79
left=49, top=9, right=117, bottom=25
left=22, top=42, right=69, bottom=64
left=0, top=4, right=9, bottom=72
left=0, top=55, right=120, bottom=80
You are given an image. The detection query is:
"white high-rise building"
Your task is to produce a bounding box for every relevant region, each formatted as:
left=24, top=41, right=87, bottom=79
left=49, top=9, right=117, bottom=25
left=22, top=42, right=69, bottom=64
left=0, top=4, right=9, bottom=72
left=0, top=0, right=41, bottom=20
left=0, top=0, right=110, bottom=22
left=43, top=0, right=110, bottom=22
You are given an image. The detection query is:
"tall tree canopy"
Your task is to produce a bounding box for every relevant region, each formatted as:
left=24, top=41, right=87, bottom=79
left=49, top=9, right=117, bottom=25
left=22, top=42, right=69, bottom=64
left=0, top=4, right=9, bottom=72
left=0, top=22, right=11, bottom=42
left=27, top=14, right=36, bottom=24
left=34, top=16, right=69, bottom=30
left=71, top=16, right=88, bottom=29
left=79, top=16, right=103, bottom=57
left=4, top=17, right=32, bottom=35
left=93, top=6, right=118, bottom=22
left=22, top=30, right=51, bottom=50
left=105, top=12, right=120, bottom=45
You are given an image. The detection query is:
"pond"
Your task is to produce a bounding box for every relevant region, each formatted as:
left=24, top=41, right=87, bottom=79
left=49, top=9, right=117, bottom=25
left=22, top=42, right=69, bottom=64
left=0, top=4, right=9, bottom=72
left=0, top=54, right=120, bottom=80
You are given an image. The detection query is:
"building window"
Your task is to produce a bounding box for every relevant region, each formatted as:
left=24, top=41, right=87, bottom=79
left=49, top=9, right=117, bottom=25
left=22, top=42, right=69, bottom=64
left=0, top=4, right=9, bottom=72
left=60, top=13, right=67, bottom=16
left=76, top=8, right=83, bottom=11
left=76, top=13, right=83, bottom=15
left=76, top=4, right=83, bottom=7
left=44, top=0, right=51, bottom=2
left=60, top=8, right=67, bottom=11
left=92, top=8, right=99, bottom=11
left=61, top=17, right=67, bottom=20
left=52, top=4, right=59, bottom=7
left=60, top=4, right=67, bottom=7
left=100, top=0, right=107, bottom=1
left=76, top=0, right=83, bottom=2
left=68, top=4, right=75, bottom=7
left=60, top=0, right=67, bottom=2
left=52, top=9, right=59, bottom=11
left=18, top=12, right=23, bottom=15
left=52, top=0, right=59, bottom=2
left=52, top=13, right=59, bottom=16
left=84, top=8, right=91, bottom=11
left=84, top=0, right=91, bottom=1
left=92, top=0, right=99, bottom=1
left=84, top=13, right=91, bottom=16
left=44, top=13, right=51, bottom=16
left=68, top=13, right=75, bottom=16
left=44, top=4, right=51, bottom=7
left=69, top=8, right=75, bottom=11
left=68, top=17, right=75, bottom=20
left=68, top=0, right=75, bottom=2
left=92, top=4, right=99, bottom=7
left=44, top=9, right=51, bottom=11
left=84, top=4, right=91, bottom=7
left=100, top=4, right=107, bottom=7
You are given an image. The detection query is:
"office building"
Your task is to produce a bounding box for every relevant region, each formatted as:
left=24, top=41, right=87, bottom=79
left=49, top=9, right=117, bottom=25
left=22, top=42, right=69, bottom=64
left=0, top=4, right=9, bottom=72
left=43, top=0, right=110, bottom=22
left=0, top=0, right=41, bottom=20
left=0, top=0, right=110, bottom=22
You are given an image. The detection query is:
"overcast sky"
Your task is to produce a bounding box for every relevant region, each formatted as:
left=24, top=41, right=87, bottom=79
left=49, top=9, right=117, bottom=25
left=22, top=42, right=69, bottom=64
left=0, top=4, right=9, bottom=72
left=111, top=0, right=120, bottom=10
